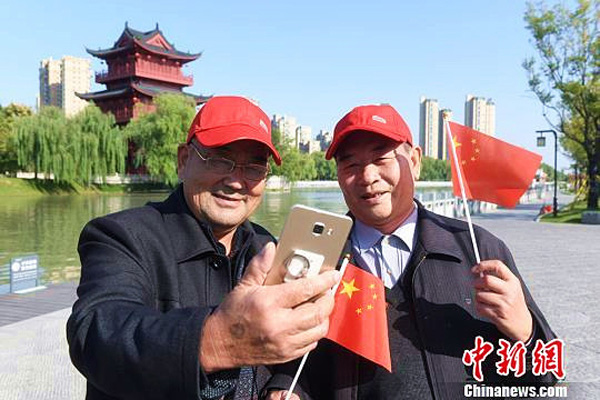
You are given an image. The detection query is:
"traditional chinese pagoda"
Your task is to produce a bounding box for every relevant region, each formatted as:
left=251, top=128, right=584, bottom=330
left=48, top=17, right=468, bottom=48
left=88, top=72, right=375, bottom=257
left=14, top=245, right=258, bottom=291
left=78, top=23, right=209, bottom=125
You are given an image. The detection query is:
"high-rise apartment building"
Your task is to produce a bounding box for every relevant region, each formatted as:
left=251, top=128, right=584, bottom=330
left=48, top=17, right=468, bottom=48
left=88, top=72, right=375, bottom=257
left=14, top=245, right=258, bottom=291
left=271, top=114, right=298, bottom=146
left=39, top=56, right=92, bottom=117
left=464, top=94, right=495, bottom=136
left=419, top=97, right=440, bottom=159
left=295, top=125, right=312, bottom=147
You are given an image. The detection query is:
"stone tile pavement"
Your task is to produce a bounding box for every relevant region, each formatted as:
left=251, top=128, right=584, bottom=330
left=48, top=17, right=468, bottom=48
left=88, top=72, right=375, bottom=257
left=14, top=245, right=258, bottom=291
left=471, top=194, right=600, bottom=398
left=0, top=308, right=86, bottom=399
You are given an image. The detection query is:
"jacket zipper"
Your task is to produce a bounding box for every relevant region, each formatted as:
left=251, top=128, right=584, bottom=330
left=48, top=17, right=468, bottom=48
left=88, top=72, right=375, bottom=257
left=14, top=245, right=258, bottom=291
left=410, top=252, right=439, bottom=400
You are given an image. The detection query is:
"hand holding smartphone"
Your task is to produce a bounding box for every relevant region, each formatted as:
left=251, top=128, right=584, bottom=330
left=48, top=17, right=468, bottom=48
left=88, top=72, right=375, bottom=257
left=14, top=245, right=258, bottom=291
left=264, top=205, right=353, bottom=286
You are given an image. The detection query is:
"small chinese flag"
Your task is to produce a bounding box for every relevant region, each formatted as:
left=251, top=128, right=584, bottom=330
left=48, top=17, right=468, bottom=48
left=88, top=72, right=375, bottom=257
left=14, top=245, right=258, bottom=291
left=326, top=263, right=391, bottom=372
left=447, top=122, right=542, bottom=208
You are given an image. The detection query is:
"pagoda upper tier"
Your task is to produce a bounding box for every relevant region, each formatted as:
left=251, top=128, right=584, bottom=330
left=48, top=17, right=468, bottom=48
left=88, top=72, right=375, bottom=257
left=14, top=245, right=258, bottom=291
left=86, top=23, right=201, bottom=87
left=78, top=23, right=209, bottom=125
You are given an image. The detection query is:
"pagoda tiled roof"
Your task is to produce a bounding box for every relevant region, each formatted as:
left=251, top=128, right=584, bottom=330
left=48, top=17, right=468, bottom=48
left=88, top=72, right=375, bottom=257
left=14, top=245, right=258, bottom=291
left=76, top=83, right=210, bottom=104
left=86, top=24, right=201, bottom=62
left=132, top=83, right=211, bottom=103
left=76, top=87, right=130, bottom=100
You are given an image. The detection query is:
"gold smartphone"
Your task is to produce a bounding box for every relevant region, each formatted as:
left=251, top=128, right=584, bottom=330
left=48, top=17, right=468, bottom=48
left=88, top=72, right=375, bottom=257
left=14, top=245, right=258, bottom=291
left=264, top=204, right=353, bottom=285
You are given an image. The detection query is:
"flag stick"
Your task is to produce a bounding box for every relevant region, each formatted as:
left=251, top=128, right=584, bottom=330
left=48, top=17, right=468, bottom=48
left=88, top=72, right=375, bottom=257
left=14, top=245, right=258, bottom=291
left=444, top=119, right=481, bottom=264
left=284, top=256, right=351, bottom=400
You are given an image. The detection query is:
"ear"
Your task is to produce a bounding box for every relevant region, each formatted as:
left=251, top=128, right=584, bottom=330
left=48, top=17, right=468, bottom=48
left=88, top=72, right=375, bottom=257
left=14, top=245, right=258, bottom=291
left=177, top=143, right=190, bottom=180
left=410, top=145, right=422, bottom=180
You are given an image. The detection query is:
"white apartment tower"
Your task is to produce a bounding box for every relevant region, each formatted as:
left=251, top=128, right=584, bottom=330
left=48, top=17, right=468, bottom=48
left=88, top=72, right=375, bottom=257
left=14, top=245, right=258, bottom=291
left=39, top=56, right=92, bottom=117
left=464, top=94, right=495, bottom=136
left=419, top=97, right=440, bottom=159
left=295, top=125, right=312, bottom=147
left=271, top=114, right=298, bottom=146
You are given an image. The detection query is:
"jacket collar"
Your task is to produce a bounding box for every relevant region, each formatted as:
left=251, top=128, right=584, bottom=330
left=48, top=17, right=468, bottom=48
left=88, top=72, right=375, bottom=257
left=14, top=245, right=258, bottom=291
left=149, top=184, right=256, bottom=263
left=345, top=200, right=467, bottom=263
left=413, top=200, right=466, bottom=262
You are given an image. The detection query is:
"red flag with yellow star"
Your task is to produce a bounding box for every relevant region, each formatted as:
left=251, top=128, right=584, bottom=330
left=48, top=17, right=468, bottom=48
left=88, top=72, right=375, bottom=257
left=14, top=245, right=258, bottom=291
left=447, top=122, right=542, bottom=208
left=325, top=262, right=391, bottom=372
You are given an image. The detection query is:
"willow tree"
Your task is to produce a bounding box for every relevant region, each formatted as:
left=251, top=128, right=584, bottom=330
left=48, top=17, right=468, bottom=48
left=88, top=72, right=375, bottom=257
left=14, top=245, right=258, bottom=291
left=126, top=93, right=197, bottom=186
left=0, top=103, right=33, bottom=173
left=15, top=105, right=125, bottom=185
left=523, top=0, right=599, bottom=210
left=70, top=106, right=126, bottom=185
left=15, top=106, right=67, bottom=180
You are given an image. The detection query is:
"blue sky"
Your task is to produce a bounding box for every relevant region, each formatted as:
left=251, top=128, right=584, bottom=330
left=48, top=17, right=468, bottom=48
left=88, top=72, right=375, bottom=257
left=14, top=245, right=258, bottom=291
left=0, top=0, right=573, bottom=170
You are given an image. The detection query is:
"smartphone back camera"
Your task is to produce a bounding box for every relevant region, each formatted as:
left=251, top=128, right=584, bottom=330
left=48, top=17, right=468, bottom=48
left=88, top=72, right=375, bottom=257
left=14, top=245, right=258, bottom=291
left=312, top=222, right=325, bottom=236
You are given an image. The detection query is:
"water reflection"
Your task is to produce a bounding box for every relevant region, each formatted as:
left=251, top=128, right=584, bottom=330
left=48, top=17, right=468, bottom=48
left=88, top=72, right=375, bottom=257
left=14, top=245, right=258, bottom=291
left=0, top=189, right=346, bottom=284
left=1, top=187, right=443, bottom=284
left=0, top=193, right=164, bottom=284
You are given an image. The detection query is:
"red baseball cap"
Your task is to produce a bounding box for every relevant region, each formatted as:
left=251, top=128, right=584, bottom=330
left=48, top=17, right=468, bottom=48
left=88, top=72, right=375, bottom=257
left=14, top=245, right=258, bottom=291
left=325, top=104, right=413, bottom=160
left=187, top=96, right=281, bottom=165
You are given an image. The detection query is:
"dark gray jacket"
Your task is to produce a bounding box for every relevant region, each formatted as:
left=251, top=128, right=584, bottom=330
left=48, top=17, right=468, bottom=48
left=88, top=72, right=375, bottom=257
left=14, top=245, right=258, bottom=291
left=265, top=205, right=557, bottom=399
left=67, top=186, right=275, bottom=399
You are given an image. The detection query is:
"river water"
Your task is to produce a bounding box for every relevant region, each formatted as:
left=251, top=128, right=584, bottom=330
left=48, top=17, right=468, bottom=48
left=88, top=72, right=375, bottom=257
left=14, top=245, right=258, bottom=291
left=1, top=186, right=452, bottom=284
left=0, top=189, right=349, bottom=284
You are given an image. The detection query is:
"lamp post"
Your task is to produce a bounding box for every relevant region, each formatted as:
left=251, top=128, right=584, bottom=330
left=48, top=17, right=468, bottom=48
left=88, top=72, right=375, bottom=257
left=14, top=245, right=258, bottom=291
left=536, top=129, right=558, bottom=217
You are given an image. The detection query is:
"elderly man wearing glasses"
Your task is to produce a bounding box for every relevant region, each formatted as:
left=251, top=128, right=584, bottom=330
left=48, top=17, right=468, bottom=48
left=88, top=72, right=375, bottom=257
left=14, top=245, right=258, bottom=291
left=67, top=96, right=340, bottom=400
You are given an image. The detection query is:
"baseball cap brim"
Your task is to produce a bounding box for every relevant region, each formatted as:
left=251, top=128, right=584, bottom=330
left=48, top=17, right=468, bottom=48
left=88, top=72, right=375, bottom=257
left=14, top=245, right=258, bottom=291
left=195, top=124, right=282, bottom=165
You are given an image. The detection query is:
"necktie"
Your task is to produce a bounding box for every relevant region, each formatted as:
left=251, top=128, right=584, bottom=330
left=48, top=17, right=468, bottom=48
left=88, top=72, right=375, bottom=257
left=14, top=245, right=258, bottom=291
left=377, top=235, right=405, bottom=288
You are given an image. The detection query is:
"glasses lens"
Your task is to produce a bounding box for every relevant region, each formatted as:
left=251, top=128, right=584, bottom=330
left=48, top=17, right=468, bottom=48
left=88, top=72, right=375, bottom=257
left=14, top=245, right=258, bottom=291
left=244, top=165, right=269, bottom=181
left=207, top=158, right=235, bottom=174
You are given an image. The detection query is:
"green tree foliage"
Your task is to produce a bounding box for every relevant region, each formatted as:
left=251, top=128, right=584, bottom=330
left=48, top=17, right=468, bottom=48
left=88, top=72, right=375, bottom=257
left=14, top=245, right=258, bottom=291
left=0, top=103, right=33, bottom=173
left=311, top=151, right=337, bottom=180
left=126, top=94, right=196, bottom=187
left=523, top=0, right=599, bottom=209
left=278, top=147, right=317, bottom=182
left=70, top=106, right=126, bottom=184
left=15, top=107, right=67, bottom=180
left=268, top=128, right=335, bottom=182
left=540, top=162, right=567, bottom=182
left=268, top=127, right=286, bottom=177
left=419, top=157, right=451, bottom=181
left=14, top=105, right=125, bottom=185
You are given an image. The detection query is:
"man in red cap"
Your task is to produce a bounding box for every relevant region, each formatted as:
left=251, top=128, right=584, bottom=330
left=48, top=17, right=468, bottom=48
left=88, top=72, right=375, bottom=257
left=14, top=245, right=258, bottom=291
left=266, top=103, right=556, bottom=399
left=68, top=96, right=339, bottom=400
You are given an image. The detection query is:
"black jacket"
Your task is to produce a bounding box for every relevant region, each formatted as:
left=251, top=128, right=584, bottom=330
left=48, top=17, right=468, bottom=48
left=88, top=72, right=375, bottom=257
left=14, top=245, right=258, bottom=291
left=67, top=185, right=275, bottom=399
left=266, top=205, right=557, bottom=399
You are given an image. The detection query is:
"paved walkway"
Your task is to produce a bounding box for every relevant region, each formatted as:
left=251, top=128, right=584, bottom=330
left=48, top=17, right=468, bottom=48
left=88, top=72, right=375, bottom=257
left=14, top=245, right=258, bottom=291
left=0, top=281, right=78, bottom=327
left=471, top=193, right=600, bottom=398
left=0, top=194, right=598, bottom=399
left=0, top=308, right=86, bottom=399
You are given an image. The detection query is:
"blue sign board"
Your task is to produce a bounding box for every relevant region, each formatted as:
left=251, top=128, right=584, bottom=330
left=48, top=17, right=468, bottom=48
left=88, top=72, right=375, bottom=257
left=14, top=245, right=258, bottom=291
left=10, top=255, right=40, bottom=292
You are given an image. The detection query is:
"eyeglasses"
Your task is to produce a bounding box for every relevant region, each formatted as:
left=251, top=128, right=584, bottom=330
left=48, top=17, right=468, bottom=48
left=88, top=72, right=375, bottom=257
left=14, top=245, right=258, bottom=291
left=189, top=142, right=269, bottom=181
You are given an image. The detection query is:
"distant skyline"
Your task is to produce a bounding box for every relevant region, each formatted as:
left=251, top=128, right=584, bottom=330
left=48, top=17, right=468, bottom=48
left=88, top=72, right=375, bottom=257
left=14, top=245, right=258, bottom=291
left=0, top=0, right=574, bottom=170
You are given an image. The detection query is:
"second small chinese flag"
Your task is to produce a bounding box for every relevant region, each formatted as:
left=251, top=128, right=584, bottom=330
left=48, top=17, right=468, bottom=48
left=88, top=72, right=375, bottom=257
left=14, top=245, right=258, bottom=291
left=326, top=263, right=391, bottom=372
left=447, top=122, right=542, bottom=208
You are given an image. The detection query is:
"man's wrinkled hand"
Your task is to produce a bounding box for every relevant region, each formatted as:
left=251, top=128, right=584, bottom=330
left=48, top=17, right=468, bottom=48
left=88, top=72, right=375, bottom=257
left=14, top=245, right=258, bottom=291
left=265, top=390, right=301, bottom=400
left=200, top=242, right=340, bottom=372
left=472, top=260, right=533, bottom=342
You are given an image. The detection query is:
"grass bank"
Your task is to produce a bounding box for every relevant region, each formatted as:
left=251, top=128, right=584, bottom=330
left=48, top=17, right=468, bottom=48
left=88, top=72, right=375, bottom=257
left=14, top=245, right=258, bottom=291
left=0, top=176, right=170, bottom=196
left=540, top=199, right=588, bottom=223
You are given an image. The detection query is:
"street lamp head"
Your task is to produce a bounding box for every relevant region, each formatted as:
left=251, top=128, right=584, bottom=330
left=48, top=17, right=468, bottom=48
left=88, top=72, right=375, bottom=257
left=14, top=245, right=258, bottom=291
left=537, top=135, right=546, bottom=147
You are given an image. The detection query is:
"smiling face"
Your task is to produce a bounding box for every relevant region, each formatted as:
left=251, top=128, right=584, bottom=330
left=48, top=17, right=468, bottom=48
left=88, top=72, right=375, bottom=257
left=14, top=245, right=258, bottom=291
left=335, top=131, right=422, bottom=234
left=177, top=139, right=269, bottom=239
